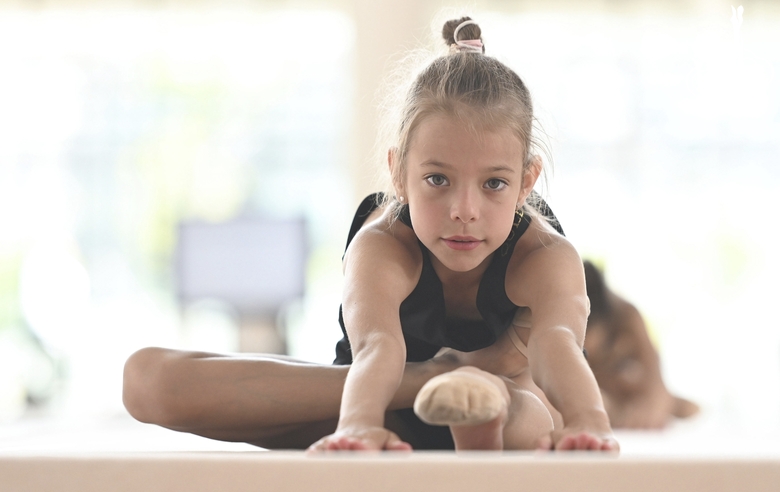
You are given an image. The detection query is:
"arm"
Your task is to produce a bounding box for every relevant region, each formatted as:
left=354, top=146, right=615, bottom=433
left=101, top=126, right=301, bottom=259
left=592, top=294, right=698, bottom=429
left=511, top=241, right=618, bottom=451
left=308, top=226, right=419, bottom=451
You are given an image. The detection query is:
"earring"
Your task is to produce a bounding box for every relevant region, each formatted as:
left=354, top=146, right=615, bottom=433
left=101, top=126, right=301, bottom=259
left=502, top=206, right=525, bottom=257
left=398, top=195, right=405, bottom=203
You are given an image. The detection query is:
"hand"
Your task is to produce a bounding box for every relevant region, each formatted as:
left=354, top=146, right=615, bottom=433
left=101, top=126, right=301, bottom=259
left=306, top=426, right=412, bottom=453
left=537, top=425, right=620, bottom=452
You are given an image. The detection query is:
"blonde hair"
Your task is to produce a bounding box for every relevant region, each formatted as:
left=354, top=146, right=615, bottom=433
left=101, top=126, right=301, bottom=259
left=377, top=17, right=552, bottom=222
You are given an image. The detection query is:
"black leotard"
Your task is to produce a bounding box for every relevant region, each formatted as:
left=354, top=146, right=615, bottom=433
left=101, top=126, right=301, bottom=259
left=334, top=193, right=534, bottom=364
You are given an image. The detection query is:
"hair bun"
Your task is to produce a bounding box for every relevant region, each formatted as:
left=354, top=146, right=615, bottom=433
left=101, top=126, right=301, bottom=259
left=442, top=17, right=482, bottom=46
left=441, top=17, right=485, bottom=53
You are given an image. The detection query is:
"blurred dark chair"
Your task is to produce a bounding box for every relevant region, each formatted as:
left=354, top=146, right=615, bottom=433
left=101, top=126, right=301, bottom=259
left=174, top=217, right=307, bottom=354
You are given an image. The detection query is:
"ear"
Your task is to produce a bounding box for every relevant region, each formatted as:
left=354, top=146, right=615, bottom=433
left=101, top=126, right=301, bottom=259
left=387, top=147, right=405, bottom=198
left=517, top=155, right=542, bottom=205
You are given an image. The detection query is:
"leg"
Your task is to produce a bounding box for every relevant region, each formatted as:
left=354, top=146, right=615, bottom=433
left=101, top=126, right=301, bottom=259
left=413, top=366, right=558, bottom=450
left=122, top=347, right=456, bottom=449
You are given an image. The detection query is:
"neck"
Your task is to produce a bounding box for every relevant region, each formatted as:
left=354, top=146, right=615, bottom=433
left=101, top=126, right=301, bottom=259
left=429, top=253, right=493, bottom=289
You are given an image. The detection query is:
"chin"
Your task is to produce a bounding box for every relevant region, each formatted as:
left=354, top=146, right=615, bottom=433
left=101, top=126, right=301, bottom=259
left=436, top=251, right=490, bottom=273
left=441, top=262, right=475, bottom=273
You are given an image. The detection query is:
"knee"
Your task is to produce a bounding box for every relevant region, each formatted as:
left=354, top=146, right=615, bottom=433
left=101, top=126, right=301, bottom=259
left=122, top=347, right=185, bottom=426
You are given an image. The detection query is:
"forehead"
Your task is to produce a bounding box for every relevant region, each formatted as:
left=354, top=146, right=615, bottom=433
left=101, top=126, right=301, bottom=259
left=407, top=113, right=525, bottom=169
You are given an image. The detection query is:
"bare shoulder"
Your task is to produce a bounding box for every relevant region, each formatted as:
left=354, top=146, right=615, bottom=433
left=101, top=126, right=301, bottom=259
left=505, top=215, right=586, bottom=309
left=343, top=207, right=422, bottom=306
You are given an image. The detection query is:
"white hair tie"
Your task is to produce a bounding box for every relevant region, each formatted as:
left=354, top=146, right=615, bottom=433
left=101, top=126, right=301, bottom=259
left=449, top=19, right=484, bottom=54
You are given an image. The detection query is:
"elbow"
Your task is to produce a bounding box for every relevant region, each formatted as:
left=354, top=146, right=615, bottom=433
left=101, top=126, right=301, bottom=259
left=532, top=325, right=582, bottom=352
left=122, top=347, right=188, bottom=428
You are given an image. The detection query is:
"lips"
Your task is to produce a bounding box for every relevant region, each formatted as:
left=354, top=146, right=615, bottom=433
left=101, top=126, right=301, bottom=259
left=442, top=235, right=482, bottom=251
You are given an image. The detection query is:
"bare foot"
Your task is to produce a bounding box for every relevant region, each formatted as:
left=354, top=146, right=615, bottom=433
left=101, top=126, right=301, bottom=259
left=413, top=367, right=510, bottom=450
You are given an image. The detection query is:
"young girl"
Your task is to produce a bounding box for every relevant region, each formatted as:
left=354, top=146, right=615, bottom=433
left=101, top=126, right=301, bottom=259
left=122, top=17, right=618, bottom=452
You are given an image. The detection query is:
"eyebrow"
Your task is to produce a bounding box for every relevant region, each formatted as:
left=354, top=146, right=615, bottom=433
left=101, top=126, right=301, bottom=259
left=420, top=160, right=517, bottom=173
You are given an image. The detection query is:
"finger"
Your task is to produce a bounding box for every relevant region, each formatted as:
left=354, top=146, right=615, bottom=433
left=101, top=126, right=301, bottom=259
left=309, top=438, right=339, bottom=453
left=577, top=433, right=599, bottom=450
left=305, top=441, right=323, bottom=454
left=386, top=440, right=413, bottom=451
left=383, top=431, right=412, bottom=451
left=342, top=437, right=369, bottom=451
left=311, top=437, right=333, bottom=452
left=582, top=433, right=605, bottom=451
left=571, top=434, right=586, bottom=450
left=559, top=432, right=590, bottom=450
left=555, top=434, right=576, bottom=450
left=600, top=438, right=620, bottom=452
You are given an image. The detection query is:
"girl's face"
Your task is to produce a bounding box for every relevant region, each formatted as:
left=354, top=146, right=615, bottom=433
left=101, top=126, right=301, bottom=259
left=397, top=114, right=537, bottom=274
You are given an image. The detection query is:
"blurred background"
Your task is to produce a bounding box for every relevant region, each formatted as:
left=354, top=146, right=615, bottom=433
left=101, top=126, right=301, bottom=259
left=0, top=0, right=778, bottom=437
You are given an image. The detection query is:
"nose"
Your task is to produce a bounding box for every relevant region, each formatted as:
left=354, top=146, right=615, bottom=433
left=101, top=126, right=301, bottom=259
left=450, top=188, right=479, bottom=223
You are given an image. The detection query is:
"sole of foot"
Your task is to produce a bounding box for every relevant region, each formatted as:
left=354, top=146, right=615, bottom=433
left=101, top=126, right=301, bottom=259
left=413, top=368, right=506, bottom=426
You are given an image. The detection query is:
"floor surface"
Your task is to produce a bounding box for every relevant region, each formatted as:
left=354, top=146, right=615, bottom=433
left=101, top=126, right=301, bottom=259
left=1, top=412, right=779, bottom=458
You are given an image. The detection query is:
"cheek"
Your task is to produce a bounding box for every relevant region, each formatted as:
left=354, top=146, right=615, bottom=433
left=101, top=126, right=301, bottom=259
left=409, top=203, right=454, bottom=242
left=494, top=206, right=517, bottom=237
left=408, top=202, right=443, bottom=229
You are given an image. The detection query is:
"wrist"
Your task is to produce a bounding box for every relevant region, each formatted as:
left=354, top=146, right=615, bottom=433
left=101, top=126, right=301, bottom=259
left=337, top=408, right=385, bottom=431
left=335, top=421, right=384, bottom=436
left=564, top=407, right=612, bottom=431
